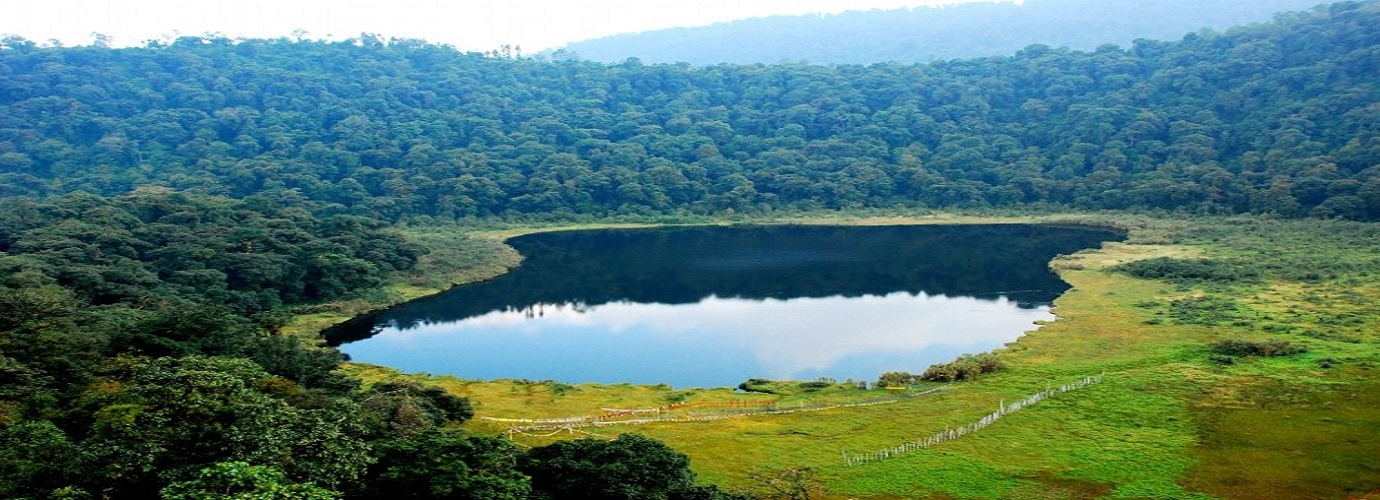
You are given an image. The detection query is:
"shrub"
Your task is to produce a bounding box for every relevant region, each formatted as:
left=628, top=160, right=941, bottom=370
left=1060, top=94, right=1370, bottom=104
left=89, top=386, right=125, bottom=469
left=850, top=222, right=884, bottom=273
left=521, top=433, right=704, bottom=500
left=1210, top=339, right=1307, bottom=358
left=920, top=363, right=961, bottom=382
left=1208, top=354, right=1238, bottom=365
left=1167, top=295, right=1244, bottom=325
left=918, top=353, right=1004, bottom=382
left=737, top=378, right=781, bottom=394
left=875, top=371, right=915, bottom=388
left=1112, top=257, right=1261, bottom=284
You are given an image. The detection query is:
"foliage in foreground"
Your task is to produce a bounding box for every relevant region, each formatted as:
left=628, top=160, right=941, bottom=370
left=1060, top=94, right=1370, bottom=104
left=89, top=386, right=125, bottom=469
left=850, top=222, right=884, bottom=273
left=0, top=191, right=732, bottom=498
left=0, top=350, right=725, bottom=499
left=160, top=461, right=339, bottom=500
left=521, top=433, right=745, bottom=500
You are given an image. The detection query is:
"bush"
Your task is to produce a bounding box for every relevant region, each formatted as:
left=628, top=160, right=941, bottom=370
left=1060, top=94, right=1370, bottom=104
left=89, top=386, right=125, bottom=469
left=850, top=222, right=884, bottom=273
left=1210, top=339, right=1307, bottom=358
left=520, top=433, right=707, bottom=500
left=920, top=364, right=961, bottom=382
left=875, top=371, right=915, bottom=388
left=1112, top=257, right=1261, bottom=284
left=918, top=353, right=1004, bottom=382
left=737, top=378, right=781, bottom=394
left=1208, top=354, right=1238, bottom=365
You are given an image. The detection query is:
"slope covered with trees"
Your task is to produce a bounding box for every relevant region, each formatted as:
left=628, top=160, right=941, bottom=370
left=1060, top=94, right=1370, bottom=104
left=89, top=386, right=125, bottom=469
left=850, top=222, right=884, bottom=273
left=0, top=192, right=737, bottom=497
left=559, top=0, right=1323, bottom=65
left=1, top=1, right=1378, bottom=222
left=0, top=189, right=423, bottom=314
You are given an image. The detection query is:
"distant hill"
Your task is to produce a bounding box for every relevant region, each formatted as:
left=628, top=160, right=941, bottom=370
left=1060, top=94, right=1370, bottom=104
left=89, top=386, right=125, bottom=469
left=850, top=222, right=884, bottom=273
left=556, top=0, right=1328, bottom=64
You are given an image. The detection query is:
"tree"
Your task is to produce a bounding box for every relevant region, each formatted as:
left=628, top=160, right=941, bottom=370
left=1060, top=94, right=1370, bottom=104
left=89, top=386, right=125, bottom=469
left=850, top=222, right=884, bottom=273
left=2, top=7, right=1379, bottom=219
left=245, top=335, right=357, bottom=394
left=352, top=430, right=529, bottom=500
left=876, top=371, right=915, bottom=388
left=0, top=420, right=81, bottom=498
left=355, top=381, right=474, bottom=439
left=74, top=356, right=371, bottom=498
left=160, top=461, right=338, bottom=500
left=521, top=433, right=702, bottom=500
left=0, top=283, right=103, bottom=391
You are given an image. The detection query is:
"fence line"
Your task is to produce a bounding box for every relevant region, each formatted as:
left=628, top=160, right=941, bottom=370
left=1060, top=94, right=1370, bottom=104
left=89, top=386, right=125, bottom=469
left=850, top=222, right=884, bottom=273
left=484, top=386, right=952, bottom=433
left=842, top=375, right=1103, bottom=467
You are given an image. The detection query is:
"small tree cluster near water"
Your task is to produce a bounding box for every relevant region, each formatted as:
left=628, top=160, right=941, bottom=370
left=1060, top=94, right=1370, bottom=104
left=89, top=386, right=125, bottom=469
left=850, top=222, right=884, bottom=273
left=920, top=352, right=1005, bottom=383
left=877, top=353, right=1005, bottom=387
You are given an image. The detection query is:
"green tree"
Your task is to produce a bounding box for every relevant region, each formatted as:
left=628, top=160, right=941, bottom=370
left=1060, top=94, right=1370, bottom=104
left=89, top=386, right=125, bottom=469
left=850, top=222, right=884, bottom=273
left=160, top=461, right=338, bottom=500
left=0, top=420, right=81, bottom=498
left=355, top=381, right=474, bottom=439
left=352, top=430, right=529, bottom=500
left=521, top=433, right=706, bottom=500
left=75, top=356, right=371, bottom=498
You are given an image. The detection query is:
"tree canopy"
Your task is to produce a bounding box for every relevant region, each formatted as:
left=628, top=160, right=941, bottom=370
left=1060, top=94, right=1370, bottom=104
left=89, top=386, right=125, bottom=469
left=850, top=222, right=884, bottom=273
left=0, top=189, right=423, bottom=314
left=0, top=1, right=1377, bottom=221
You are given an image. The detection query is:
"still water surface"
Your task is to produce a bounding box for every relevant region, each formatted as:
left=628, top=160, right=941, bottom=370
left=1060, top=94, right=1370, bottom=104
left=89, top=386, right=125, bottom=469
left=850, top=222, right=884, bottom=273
left=326, top=225, right=1121, bottom=388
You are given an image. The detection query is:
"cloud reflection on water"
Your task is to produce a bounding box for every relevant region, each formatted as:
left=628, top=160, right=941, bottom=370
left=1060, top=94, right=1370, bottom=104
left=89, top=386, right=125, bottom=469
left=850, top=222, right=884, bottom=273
left=343, top=291, right=1051, bottom=387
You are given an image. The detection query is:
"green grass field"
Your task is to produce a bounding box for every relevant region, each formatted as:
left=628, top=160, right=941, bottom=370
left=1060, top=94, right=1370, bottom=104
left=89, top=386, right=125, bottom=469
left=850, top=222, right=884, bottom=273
left=318, top=214, right=1380, bottom=499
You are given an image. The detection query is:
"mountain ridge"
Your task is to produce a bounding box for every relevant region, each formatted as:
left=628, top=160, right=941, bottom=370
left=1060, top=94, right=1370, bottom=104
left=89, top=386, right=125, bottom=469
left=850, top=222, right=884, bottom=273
left=556, top=0, right=1329, bottom=64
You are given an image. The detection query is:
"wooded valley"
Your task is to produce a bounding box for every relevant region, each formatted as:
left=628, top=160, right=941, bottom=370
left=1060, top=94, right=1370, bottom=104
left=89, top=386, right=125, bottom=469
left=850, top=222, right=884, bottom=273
left=1, top=1, right=1378, bottom=498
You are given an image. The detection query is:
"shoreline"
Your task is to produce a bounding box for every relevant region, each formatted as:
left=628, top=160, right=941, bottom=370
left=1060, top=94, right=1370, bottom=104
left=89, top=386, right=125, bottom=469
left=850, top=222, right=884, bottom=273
left=290, top=213, right=1380, bottom=497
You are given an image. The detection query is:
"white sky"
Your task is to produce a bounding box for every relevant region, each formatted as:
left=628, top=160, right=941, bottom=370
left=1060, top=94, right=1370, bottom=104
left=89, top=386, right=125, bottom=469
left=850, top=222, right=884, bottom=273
left=3, top=0, right=998, bottom=52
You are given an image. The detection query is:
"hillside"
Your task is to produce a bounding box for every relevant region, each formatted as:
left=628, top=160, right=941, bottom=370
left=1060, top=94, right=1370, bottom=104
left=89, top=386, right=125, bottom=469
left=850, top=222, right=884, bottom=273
left=558, top=0, right=1326, bottom=65
left=1, top=1, right=1378, bottom=222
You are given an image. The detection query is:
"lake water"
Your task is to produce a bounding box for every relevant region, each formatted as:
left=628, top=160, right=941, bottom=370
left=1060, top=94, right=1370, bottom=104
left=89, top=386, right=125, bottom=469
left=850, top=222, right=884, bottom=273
left=325, top=224, right=1121, bottom=388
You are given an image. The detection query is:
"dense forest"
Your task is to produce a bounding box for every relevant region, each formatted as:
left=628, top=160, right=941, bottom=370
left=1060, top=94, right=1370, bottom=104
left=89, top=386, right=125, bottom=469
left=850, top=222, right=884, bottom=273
left=560, top=0, right=1322, bottom=65
left=1, top=1, right=1379, bottom=498
left=0, top=1, right=1378, bottom=222
left=0, top=193, right=740, bottom=496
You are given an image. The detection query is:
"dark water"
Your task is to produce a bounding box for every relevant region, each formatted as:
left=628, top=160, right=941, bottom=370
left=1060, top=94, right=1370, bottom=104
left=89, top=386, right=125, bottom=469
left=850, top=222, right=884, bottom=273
left=326, top=224, right=1121, bottom=388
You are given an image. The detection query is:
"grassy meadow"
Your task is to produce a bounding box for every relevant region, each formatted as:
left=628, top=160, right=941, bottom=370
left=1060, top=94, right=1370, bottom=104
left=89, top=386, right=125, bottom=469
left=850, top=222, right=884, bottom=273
left=314, top=214, right=1380, bottom=499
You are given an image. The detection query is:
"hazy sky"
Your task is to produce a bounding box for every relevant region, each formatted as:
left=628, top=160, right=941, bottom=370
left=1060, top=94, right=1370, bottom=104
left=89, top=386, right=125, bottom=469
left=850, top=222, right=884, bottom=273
left=3, top=0, right=1000, bottom=52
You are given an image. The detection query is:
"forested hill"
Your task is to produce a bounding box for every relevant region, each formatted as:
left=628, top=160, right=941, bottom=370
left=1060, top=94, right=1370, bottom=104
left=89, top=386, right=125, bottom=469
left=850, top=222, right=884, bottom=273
left=558, top=0, right=1324, bottom=65
left=1, top=1, right=1379, bottom=221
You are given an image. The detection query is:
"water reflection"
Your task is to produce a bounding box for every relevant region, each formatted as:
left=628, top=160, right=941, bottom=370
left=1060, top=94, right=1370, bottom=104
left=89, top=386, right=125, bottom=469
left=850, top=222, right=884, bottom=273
left=350, top=292, right=1052, bottom=388
left=328, top=225, right=1122, bottom=387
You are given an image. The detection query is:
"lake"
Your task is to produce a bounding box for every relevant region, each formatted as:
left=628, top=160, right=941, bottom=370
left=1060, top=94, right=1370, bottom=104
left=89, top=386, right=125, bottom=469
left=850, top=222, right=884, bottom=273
left=325, top=224, right=1122, bottom=388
